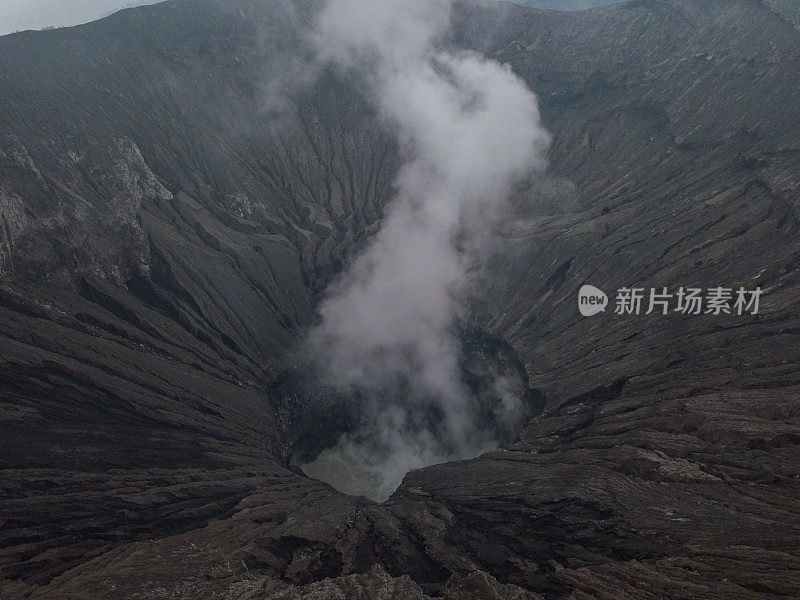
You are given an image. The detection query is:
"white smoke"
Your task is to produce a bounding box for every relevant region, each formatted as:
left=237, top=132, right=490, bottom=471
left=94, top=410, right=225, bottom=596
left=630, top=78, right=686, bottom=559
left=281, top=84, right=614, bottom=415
left=303, top=0, right=551, bottom=500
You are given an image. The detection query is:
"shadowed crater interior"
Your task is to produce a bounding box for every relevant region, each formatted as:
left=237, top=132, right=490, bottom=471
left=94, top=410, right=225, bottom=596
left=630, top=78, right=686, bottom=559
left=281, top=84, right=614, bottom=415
left=273, top=329, right=545, bottom=500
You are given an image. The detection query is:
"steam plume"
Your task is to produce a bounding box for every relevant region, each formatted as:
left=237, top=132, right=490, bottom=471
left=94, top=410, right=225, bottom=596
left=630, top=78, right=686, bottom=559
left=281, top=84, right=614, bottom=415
left=303, top=0, right=551, bottom=500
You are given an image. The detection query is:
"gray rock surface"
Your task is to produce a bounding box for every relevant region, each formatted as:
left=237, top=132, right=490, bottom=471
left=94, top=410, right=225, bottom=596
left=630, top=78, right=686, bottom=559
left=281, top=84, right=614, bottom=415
left=0, top=0, right=798, bottom=598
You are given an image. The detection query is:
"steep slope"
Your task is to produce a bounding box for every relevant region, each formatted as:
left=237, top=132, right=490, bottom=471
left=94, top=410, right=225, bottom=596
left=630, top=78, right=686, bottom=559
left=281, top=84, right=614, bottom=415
left=0, top=0, right=394, bottom=589
left=1, top=0, right=799, bottom=598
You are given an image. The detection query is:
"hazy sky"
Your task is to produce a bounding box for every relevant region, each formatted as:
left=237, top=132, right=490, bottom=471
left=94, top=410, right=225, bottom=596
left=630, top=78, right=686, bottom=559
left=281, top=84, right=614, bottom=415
left=0, top=0, right=160, bottom=35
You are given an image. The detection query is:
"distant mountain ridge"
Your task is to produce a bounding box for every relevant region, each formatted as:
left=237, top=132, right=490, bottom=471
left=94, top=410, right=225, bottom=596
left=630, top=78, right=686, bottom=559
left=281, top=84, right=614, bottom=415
left=510, top=0, right=620, bottom=9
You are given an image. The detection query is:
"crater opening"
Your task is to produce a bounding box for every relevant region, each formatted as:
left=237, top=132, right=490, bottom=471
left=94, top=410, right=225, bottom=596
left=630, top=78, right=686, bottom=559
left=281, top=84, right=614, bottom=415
left=274, top=330, right=544, bottom=501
